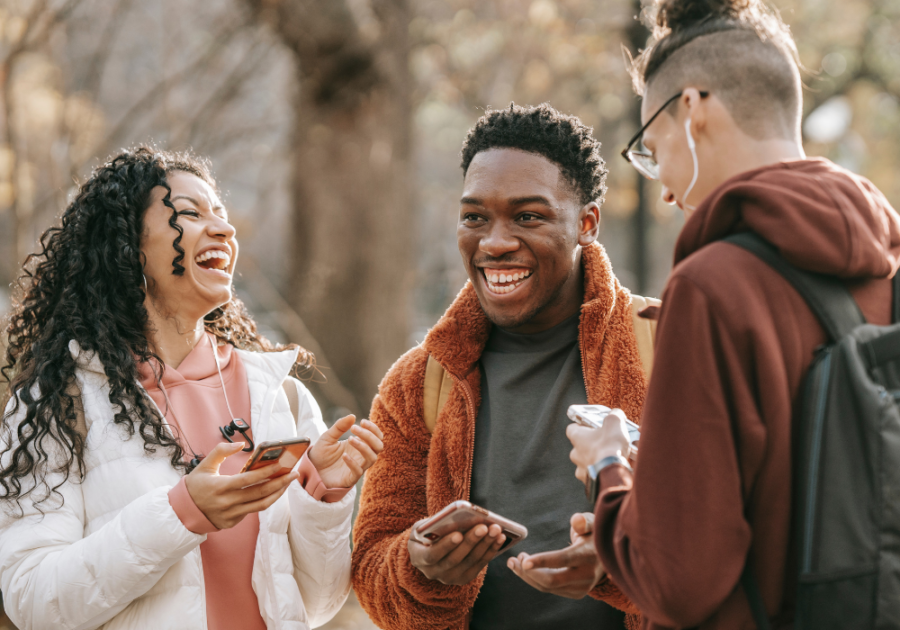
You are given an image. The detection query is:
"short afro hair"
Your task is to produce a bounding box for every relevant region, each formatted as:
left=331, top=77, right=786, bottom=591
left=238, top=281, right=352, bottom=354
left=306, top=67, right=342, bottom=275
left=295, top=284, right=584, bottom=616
left=460, top=103, right=607, bottom=207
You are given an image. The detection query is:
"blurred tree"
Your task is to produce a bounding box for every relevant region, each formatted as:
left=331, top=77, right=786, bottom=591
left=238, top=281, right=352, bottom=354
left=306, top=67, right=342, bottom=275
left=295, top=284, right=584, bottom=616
left=627, top=0, right=652, bottom=294
left=786, top=0, right=900, bottom=203
left=0, top=0, right=83, bottom=280
left=245, top=0, right=413, bottom=412
left=2, top=0, right=899, bottom=420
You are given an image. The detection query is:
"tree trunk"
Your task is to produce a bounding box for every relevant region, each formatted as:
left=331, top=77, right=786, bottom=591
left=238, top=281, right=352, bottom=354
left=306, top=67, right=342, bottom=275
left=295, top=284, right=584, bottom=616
left=627, top=0, right=651, bottom=294
left=246, top=0, right=412, bottom=414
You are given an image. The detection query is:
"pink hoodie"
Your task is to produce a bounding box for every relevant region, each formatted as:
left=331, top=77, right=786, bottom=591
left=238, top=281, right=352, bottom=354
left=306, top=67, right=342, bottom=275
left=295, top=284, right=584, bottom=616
left=139, top=335, right=347, bottom=629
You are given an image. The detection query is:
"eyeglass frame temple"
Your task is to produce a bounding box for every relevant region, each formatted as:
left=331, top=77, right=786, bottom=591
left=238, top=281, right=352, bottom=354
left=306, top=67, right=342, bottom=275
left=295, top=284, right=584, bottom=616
left=620, top=90, right=710, bottom=162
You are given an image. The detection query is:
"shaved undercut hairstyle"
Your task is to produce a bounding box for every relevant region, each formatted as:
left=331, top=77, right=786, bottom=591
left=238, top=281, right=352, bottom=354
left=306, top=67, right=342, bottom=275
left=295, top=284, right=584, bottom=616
left=631, top=0, right=802, bottom=141
left=460, top=102, right=608, bottom=207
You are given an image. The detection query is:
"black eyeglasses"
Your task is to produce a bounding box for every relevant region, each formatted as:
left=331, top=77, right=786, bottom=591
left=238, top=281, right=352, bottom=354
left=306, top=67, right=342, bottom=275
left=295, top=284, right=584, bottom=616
left=621, top=90, right=709, bottom=180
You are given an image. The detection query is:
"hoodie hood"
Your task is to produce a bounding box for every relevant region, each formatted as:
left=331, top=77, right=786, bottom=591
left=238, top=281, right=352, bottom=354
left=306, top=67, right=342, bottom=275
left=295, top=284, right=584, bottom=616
left=674, top=158, right=900, bottom=279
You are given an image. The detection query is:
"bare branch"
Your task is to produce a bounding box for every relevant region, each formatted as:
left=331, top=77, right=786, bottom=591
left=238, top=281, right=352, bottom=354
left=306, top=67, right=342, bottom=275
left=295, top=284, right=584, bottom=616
left=237, top=256, right=364, bottom=415
left=244, top=0, right=381, bottom=111
left=0, top=0, right=84, bottom=67
left=173, top=41, right=275, bottom=147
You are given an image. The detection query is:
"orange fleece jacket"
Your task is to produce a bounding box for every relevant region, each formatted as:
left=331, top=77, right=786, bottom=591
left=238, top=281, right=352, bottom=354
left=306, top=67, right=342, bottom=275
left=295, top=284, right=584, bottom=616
left=352, top=243, right=647, bottom=630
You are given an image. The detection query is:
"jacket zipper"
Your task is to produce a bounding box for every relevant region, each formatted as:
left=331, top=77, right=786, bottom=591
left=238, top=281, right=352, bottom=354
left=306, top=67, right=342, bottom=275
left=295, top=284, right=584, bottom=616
left=452, top=372, right=478, bottom=499
left=801, top=350, right=832, bottom=573
left=578, top=320, right=590, bottom=402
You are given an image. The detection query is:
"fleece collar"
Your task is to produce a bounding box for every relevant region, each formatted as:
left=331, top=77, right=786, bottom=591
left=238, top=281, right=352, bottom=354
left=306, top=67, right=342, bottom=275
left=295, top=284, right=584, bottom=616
left=423, top=242, right=623, bottom=379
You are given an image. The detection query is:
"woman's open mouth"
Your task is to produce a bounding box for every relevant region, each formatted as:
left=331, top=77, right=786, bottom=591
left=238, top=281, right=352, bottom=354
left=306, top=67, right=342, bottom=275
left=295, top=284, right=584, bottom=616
left=480, top=267, right=533, bottom=296
left=194, top=250, right=232, bottom=275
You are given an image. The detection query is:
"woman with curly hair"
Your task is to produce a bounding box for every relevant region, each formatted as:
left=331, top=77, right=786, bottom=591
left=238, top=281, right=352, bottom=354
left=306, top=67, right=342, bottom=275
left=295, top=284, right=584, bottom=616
left=0, top=146, right=383, bottom=630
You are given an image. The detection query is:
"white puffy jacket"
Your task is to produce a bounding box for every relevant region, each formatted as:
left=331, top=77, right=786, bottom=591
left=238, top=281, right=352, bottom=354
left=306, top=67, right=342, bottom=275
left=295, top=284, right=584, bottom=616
left=0, top=341, right=354, bottom=630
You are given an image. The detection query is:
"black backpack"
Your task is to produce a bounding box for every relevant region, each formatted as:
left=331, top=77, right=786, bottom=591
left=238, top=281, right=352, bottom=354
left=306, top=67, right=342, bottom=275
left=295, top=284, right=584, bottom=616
left=726, top=232, right=900, bottom=630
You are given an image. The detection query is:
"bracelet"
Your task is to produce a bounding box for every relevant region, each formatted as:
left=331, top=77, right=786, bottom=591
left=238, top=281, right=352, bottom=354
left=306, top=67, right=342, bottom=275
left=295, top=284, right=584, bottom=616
left=586, top=455, right=633, bottom=504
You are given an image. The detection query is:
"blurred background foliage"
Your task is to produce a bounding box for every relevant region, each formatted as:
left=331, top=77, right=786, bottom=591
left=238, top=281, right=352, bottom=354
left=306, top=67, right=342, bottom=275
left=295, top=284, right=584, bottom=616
left=0, top=2, right=899, bottom=625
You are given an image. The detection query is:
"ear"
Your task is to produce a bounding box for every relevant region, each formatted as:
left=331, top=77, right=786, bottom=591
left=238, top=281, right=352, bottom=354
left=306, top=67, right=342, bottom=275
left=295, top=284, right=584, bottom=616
left=577, top=202, right=600, bottom=245
left=681, top=87, right=708, bottom=133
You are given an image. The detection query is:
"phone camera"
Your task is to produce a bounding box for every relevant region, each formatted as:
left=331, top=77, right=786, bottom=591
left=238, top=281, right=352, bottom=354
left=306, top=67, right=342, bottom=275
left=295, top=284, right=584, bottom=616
left=261, top=448, right=284, bottom=461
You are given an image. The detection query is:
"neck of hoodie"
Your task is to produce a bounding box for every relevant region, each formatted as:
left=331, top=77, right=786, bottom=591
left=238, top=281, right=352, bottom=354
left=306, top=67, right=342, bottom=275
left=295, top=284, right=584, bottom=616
left=674, top=158, right=900, bottom=280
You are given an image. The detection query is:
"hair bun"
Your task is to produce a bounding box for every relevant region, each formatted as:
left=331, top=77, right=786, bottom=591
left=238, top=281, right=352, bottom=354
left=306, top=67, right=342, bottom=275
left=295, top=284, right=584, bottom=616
left=655, top=0, right=758, bottom=32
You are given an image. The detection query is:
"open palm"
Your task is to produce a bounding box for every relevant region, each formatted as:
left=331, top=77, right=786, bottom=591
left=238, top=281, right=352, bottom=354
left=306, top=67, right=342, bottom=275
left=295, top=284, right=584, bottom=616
left=308, top=415, right=384, bottom=488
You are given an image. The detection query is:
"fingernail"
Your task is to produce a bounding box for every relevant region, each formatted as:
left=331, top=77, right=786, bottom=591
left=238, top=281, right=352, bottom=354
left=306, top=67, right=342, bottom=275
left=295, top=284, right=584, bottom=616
left=452, top=533, right=463, bottom=543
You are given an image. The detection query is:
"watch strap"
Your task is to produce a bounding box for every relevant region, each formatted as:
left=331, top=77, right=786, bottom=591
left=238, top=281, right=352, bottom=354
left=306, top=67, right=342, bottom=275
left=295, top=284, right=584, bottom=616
left=586, top=455, right=633, bottom=504
left=588, top=455, right=633, bottom=479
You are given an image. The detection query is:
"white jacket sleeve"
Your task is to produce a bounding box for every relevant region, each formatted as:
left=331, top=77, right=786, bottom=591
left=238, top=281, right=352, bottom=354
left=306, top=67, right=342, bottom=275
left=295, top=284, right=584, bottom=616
left=285, top=379, right=355, bottom=627
left=0, top=404, right=205, bottom=630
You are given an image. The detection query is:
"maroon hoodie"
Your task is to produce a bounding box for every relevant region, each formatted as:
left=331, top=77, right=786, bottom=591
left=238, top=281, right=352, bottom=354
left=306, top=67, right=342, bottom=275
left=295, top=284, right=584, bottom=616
left=594, top=159, right=900, bottom=629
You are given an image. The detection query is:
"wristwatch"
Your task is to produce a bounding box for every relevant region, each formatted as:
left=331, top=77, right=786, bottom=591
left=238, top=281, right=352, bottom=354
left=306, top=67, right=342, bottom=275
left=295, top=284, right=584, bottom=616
left=586, top=455, right=633, bottom=504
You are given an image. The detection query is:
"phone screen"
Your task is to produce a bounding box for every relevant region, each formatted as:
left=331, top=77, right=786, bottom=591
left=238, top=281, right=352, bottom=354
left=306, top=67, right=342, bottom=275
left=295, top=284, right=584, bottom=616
left=567, top=405, right=640, bottom=445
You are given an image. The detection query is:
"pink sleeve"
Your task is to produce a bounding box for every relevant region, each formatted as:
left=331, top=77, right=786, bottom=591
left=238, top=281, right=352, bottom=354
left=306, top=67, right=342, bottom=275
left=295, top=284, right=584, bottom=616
left=168, top=477, right=219, bottom=534
left=296, top=451, right=352, bottom=503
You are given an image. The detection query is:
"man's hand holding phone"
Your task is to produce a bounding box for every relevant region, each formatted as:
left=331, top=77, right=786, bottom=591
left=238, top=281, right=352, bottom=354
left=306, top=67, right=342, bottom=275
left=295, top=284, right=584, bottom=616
left=508, top=512, right=605, bottom=599
left=408, top=520, right=507, bottom=585
left=408, top=501, right=526, bottom=585
left=567, top=408, right=634, bottom=484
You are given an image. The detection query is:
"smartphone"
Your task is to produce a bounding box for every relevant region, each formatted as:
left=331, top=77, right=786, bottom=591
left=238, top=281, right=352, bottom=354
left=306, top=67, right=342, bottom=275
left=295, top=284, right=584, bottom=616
left=411, top=500, right=528, bottom=553
left=240, top=437, right=311, bottom=478
left=567, top=404, right=641, bottom=450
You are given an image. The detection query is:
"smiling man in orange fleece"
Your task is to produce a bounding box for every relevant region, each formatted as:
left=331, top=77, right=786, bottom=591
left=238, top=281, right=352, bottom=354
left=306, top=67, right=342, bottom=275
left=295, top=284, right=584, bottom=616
left=351, top=103, right=652, bottom=630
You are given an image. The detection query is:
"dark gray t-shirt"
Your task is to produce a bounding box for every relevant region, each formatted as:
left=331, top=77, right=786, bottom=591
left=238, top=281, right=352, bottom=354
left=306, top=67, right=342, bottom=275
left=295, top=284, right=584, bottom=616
left=469, top=314, right=626, bottom=630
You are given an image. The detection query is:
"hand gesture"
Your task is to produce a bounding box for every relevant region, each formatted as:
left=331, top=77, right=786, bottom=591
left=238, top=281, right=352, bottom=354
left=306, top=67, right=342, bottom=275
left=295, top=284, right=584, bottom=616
left=184, top=442, right=299, bottom=529
left=308, top=415, right=384, bottom=488
left=408, top=521, right=506, bottom=585
left=508, top=512, right=605, bottom=599
left=567, top=408, right=632, bottom=483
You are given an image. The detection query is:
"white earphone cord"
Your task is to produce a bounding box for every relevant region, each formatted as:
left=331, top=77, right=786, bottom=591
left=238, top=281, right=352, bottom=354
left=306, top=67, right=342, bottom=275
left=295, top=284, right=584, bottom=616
left=682, top=116, right=699, bottom=211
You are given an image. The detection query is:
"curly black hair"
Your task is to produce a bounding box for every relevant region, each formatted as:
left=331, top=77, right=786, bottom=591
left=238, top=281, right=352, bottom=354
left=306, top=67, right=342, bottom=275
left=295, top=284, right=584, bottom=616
left=0, top=146, right=312, bottom=513
left=460, top=103, right=607, bottom=207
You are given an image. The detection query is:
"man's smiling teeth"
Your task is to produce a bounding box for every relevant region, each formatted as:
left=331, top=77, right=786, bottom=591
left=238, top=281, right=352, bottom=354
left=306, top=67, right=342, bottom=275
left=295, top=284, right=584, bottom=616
left=482, top=268, right=533, bottom=294
left=194, top=250, right=231, bottom=271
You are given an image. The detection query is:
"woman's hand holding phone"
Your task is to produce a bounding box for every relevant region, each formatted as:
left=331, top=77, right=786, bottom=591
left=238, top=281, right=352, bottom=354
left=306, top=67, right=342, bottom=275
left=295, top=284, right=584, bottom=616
left=184, top=442, right=300, bottom=529
left=308, top=415, right=384, bottom=488
left=408, top=520, right=507, bottom=585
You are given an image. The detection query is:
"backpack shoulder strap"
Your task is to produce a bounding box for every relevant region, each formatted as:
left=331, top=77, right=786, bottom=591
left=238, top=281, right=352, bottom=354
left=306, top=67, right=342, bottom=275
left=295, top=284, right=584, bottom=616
left=282, top=378, right=300, bottom=423
left=724, top=232, right=865, bottom=341
left=423, top=355, right=453, bottom=434
left=630, top=294, right=661, bottom=382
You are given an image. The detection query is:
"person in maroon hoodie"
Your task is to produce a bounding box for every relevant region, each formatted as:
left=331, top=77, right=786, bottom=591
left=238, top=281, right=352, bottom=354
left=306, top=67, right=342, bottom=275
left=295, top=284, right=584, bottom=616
left=561, top=0, right=900, bottom=628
